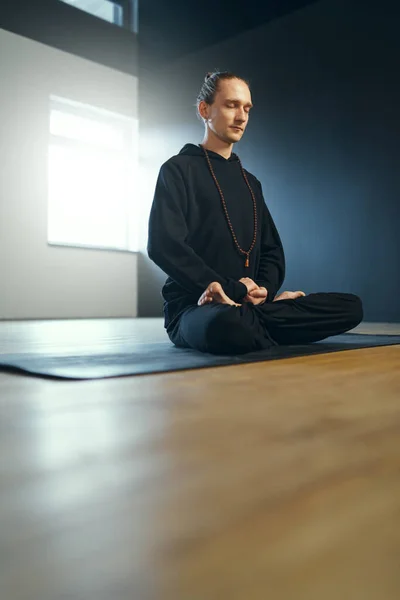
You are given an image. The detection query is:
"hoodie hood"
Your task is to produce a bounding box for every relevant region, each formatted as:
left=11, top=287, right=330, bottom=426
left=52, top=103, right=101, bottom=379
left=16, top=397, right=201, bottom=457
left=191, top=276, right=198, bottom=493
left=178, top=143, right=239, bottom=162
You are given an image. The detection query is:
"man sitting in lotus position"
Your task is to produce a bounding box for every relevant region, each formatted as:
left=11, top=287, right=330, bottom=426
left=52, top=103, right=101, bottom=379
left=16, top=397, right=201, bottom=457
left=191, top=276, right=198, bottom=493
left=147, top=71, right=363, bottom=354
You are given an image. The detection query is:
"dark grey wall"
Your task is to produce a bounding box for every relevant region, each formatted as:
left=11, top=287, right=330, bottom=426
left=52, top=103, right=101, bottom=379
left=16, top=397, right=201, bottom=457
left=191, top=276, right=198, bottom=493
left=139, top=0, right=400, bottom=322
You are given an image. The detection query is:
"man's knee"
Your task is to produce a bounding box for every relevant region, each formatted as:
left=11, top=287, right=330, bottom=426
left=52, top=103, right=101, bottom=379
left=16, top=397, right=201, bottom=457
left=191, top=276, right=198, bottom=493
left=204, top=306, right=255, bottom=354
left=343, top=293, right=363, bottom=327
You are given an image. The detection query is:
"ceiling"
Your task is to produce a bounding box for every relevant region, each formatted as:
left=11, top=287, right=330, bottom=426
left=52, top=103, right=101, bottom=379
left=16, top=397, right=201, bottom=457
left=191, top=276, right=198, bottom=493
left=139, top=0, right=321, bottom=67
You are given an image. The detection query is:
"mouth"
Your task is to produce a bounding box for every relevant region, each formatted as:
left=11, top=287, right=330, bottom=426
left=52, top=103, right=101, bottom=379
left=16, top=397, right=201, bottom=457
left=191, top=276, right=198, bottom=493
left=230, top=126, right=243, bottom=131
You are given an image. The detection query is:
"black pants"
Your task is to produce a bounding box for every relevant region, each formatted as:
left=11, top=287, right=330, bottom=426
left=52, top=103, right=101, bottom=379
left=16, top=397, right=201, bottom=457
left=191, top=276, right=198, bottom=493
left=167, top=293, right=363, bottom=355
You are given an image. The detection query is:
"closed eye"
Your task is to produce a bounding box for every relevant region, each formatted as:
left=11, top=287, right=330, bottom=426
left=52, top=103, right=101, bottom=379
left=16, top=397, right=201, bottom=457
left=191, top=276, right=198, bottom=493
left=226, top=103, right=252, bottom=112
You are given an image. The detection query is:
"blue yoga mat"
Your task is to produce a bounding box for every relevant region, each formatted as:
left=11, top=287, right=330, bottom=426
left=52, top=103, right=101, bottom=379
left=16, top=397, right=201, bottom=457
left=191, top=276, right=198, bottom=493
left=0, top=333, right=399, bottom=380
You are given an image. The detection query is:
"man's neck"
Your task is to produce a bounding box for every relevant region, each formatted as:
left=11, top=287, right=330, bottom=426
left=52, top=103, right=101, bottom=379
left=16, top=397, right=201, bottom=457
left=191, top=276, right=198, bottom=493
left=200, top=132, right=233, bottom=160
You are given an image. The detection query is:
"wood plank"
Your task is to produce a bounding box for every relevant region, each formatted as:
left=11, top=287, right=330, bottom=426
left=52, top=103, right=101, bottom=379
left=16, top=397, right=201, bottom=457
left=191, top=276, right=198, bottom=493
left=0, top=320, right=399, bottom=600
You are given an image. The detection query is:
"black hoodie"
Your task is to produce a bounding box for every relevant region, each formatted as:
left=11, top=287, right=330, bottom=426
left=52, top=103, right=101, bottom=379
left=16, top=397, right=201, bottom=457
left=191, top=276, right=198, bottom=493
left=147, top=143, right=285, bottom=329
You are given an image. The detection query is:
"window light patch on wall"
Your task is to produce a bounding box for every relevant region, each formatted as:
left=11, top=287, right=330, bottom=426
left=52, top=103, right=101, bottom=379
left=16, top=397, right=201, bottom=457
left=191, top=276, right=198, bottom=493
left=48, top=95, right=138, bottom=253
left=59, top=0, right=123, bottom=26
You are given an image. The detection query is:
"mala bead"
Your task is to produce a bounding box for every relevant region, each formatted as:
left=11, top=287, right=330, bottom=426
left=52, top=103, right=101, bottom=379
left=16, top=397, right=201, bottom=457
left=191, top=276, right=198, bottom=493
left=200, top=145, right=257, bottom=268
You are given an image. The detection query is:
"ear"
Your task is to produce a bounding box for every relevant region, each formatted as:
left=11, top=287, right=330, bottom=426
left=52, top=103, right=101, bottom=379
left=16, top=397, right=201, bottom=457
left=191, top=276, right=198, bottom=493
left=198, top=100, right=210, bottom=121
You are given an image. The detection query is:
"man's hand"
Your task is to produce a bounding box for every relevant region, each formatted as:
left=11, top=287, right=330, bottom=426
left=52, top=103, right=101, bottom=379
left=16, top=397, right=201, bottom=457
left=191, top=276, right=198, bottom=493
left=273, top=290, right=306, bottom=302
left=245, top=287, right=268, bottom=305
left=239, top=278, right=268, bottom=306
left=198, top=282, right=241, bottom=307
left=239, top=277, right=259, bottom=294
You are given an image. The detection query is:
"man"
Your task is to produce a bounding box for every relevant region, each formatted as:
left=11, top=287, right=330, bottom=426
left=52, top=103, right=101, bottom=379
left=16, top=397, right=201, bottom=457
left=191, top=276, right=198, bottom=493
left=147, top=71, right=363, bottom=354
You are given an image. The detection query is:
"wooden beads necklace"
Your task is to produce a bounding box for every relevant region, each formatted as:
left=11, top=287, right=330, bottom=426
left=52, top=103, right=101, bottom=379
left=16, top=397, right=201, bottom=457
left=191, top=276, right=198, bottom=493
left=199, top=144, right=257, bottom=268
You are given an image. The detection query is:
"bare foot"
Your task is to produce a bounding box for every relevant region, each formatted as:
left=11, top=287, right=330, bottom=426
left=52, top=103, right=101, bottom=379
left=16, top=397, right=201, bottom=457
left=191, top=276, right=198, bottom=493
left=273, top=290, right=306, bottom=302
left=198, top=282, right=241, bottom=307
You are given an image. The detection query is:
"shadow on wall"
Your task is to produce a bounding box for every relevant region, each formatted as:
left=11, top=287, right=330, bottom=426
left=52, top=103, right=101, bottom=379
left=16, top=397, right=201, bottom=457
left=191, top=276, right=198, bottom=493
left=137, top=78, right=204, bottom=316
left=138, top=0, right=400, bottom=323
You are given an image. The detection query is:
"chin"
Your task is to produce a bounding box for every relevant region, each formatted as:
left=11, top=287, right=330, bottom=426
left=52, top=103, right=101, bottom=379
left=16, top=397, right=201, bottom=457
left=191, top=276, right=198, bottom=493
left=224, top=134, right=242, bottom=144
left=229, top=131, right=243, bottom=141
left=216, top=130, right=243, bottom=144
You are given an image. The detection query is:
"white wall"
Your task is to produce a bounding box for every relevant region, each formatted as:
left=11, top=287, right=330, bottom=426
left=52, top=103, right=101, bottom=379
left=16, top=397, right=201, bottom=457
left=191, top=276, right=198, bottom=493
left=0, top=28, right=138, bottom=319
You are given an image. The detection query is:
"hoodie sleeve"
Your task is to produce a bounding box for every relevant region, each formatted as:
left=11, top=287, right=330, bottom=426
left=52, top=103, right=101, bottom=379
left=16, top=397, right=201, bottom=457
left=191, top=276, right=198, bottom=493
left=254, top=182, right=286, bottom=301
left=147, top=161, right=248, bottom=302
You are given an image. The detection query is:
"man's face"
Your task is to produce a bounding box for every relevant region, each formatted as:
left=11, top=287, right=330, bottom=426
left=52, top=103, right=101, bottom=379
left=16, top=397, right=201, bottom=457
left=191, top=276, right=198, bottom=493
left=203, top=78, right=253, bottom=144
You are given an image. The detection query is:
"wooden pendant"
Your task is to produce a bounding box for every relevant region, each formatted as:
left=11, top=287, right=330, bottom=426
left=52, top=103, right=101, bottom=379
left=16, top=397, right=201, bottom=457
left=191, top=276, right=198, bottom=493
left=245, top=256, right=249, bottom=268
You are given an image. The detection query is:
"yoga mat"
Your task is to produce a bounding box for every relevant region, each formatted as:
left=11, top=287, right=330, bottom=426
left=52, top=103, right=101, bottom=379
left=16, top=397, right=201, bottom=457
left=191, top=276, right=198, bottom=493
left=0, top=333, right=399, bottom=380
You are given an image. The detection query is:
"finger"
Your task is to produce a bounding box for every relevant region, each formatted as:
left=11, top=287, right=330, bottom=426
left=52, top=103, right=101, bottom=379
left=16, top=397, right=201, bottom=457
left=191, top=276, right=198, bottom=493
left=250, top=289, right=268, bottom=297
left=248, top=291, right=267, bottom=299
left=200, top=293, right=212, bottom=304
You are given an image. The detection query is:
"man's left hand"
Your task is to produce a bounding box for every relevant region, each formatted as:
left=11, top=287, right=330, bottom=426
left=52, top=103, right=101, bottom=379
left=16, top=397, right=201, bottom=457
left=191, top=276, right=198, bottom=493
left=244, top=286, right=268, bottom=306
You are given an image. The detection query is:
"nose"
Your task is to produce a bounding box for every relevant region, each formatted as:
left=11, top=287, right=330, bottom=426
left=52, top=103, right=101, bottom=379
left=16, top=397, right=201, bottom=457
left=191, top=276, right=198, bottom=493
left=235, top=108, right=247, bottom=122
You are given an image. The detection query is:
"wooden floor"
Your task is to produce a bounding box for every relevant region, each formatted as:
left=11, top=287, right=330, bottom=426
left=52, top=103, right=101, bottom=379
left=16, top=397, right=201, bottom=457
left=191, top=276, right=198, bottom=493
left=0, top=319, right=399, bottom=600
